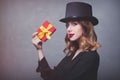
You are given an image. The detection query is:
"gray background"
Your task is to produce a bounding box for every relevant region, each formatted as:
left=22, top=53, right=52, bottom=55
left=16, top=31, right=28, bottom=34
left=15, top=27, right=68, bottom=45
left=0, top=0, right=120, bottom=80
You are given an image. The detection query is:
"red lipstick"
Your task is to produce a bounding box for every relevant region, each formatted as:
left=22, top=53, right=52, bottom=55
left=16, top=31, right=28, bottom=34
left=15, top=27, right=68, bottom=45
left=68, top=34, right=74, bottom=38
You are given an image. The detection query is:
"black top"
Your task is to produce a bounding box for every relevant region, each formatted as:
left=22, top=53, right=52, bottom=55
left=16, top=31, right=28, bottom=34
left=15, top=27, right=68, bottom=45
left=36, top=50, right=99, bottom=80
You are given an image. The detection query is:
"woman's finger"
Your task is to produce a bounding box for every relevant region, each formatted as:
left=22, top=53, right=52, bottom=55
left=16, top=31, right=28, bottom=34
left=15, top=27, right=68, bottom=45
left=32, top=36, right=42, bottom=45
left=32, top=32, right=38, bottom=38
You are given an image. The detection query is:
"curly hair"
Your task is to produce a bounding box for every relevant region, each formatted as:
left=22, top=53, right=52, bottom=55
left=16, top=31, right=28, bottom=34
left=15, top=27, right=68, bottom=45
left=63, top=20, right=101, bottom=55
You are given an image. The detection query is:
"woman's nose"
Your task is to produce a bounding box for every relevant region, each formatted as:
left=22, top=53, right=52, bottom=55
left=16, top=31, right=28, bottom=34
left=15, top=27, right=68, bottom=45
left=67, top=26, right=72, bottom=33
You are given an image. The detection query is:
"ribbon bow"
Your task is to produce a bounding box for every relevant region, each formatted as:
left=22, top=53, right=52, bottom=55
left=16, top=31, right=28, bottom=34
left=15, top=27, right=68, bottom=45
left=37, top=24, right=53, bottom=40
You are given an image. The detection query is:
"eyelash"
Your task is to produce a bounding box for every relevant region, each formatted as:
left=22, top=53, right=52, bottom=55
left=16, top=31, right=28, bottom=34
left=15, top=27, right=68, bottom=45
left=72, top=22, right=78, bottom=26
left=66, top=24, right=69, bottom=28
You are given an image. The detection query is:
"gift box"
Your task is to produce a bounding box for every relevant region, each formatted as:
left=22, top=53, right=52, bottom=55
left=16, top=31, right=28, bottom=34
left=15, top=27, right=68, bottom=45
left=36, top=21, right=56, bottom=42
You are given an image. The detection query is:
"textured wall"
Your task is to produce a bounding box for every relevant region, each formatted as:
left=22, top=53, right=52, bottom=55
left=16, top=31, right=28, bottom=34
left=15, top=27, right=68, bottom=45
left=0, top=0, right=120, bottom=80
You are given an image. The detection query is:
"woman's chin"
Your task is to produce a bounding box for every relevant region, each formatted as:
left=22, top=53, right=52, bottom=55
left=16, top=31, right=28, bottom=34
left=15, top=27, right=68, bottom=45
left=69, top=38, right=77, bottom=42
left=69, top=37, right=80, bottom=42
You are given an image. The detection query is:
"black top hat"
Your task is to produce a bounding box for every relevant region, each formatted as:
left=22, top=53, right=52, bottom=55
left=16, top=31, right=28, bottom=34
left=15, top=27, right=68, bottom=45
left=60, top=2, right=98, bottom=25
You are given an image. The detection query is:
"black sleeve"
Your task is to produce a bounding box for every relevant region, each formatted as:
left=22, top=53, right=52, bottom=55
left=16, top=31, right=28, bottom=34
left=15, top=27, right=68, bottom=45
left=36, top=57, right=62, bottom=80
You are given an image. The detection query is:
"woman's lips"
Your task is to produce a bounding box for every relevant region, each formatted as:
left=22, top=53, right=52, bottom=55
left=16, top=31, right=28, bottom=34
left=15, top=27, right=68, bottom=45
left=68, top=34, right=74, bottom=38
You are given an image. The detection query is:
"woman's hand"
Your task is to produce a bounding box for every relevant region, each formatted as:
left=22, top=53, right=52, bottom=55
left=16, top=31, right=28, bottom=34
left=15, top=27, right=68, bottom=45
left=32, top=32, right=44, bottom=60
left=32, top=32, right=42, bottom=50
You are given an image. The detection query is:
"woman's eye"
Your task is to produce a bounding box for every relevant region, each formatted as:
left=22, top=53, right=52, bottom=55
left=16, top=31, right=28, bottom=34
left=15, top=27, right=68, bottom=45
left=72, top=22, right=78, bottom=26
left=66, top=24, right=69, bottom=28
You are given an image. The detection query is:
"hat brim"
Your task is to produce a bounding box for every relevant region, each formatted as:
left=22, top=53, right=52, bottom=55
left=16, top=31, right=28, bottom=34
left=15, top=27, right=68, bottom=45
left=59, top=16, right=98, bottom=25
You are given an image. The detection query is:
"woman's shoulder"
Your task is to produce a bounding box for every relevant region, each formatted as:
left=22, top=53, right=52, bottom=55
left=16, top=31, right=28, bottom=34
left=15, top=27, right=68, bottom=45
left=80, top=50, right=99, bottom=60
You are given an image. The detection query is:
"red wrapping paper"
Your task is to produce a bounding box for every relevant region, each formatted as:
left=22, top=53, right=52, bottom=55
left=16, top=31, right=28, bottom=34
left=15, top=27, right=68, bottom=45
left=36, top=21, right=56, bottom=42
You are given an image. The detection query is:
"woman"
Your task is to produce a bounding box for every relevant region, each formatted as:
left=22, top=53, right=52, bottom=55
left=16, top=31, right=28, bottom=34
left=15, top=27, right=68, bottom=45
left=32, top=2, right=101, bottom=80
